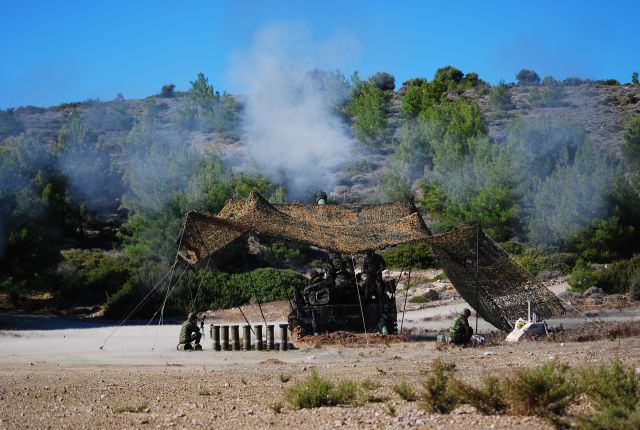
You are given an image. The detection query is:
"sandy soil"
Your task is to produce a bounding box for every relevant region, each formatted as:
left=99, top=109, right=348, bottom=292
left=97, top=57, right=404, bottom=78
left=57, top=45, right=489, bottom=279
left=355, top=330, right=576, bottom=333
left=1, top=276, right=639, bottom=429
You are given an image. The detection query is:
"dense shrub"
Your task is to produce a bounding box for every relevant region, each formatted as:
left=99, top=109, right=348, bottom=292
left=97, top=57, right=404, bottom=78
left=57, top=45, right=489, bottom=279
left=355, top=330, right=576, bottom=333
left=420, top=359, right=458, bottom=413
left=512, top=246, right=576, bottom=276
left=56, top=250, right=134, bottom=303
left=516, top=69, right=541, bottom=85
left=104, top=265, right=305, bottom=319
left=434, top=66, right=464, bottom=87
left=160, top=83, right=175, bottom=98
left=489, top=80, right=515, bottom=110
left=380, top=242, right=437, bottom=269
left=393, top=380, right=417, bottom=401
left=577, top=362, right=640, bottom=429
left=505, top=361, right=575, bottom=425
left=528, top=79, right=564, bottom=107
left=347, top=81, right=388, bottom=143
left=284, top=371, right=374, bottom=409
left=228, top=268, right=306, bottom=303
left=368, top=72, right=395, bottom=92
left=568, top=254, right=640, bottom=294
left=632, top=71, right=639, bottom=85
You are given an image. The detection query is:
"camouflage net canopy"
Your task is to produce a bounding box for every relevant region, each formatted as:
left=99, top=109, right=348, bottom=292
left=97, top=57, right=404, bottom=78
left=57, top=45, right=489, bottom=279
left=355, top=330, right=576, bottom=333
left=178, top=192, right=564, bottom=331
left=428, top=225, right=565, bottom=331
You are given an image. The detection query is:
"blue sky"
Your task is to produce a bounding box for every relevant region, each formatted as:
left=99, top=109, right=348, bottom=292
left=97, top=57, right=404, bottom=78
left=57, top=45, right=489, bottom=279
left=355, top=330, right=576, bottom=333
left=1, top=0, right=638, bottom=109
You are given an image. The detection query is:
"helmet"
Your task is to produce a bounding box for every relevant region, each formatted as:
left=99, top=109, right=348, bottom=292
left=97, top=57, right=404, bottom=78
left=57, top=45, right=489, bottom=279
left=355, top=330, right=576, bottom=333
left=188, top=312, right=197, bottom=322
left=462, top=308, right=471, bottom=317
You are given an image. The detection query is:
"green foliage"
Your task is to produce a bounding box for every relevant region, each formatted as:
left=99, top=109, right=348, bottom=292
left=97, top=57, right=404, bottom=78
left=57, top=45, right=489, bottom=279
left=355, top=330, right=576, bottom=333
left=505, top=361, right=575, bottom=425
left=368, top=71, right=395, bottom=92
left=176, top=73, right=238, bottom=132
left=284, top=371, right=366, bottom=409
left=379, top=242, right=437, bottom=269
left=347, top=81, right=388, bottom=143
left=434, top=66, right=464, bottom=88
left=451, top=376, right=508, bottom=415
left=577, top=362, right=640, bottom=430
left=516, top=69, right=540, bottom=85
left=489, top=80, right=514, bottom=110
left=116, top=402, right=148, bottom=413
left=420, top=359, right=458, bottom=413
left=599, top=79, right=621, bottom=86
left=632, top=71, right=639, bottom=85
left=393, top=380, right=417, bottom=401
left=528, top=78, right=564, bottom=107
left=56, top=250, right=133, bottom=303
left=160, top=83, right=175, bottom=98
left=228, top=268, right=306, bottom=303
left=512, top=246, right=576, bottom=276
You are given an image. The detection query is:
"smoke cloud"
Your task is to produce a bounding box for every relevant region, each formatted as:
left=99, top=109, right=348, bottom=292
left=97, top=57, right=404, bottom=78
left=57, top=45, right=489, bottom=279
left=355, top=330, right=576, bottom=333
left=228, top=23, right=360, bottom=200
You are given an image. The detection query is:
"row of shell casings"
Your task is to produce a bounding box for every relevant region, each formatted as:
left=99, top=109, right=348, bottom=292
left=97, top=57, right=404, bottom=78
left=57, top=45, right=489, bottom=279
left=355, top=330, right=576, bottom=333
left=209, top=324, right=290, bottom=351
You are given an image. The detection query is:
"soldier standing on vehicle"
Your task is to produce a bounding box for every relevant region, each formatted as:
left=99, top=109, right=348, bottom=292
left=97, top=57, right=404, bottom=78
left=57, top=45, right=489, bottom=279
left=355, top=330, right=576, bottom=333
left=178, top=312, right=202, bottom=350
left=449, top=308, right=473, bottom=345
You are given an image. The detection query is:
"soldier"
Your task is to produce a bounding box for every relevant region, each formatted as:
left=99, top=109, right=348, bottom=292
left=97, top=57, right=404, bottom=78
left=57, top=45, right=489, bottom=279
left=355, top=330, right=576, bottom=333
left=178, top=312, right=202, bottom=351
left=363, top=251, right=386, bottom=301
left=449, top=308, right=473, bottom=345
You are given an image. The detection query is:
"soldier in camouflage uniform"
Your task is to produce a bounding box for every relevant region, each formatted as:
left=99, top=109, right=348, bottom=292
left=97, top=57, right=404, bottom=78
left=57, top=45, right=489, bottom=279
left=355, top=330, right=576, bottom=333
left=178, top=312, right=202, bottom=350
left=449, top=308, right=473, bottom=345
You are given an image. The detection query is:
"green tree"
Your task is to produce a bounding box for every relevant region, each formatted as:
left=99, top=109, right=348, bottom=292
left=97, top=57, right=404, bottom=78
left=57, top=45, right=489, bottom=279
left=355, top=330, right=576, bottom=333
left=516, top=69, right=540, bottom=85
left=434, top=66, right=464, bottom=88
left=160, top=83, right=175, bottom=98
left=631, top=71, right=639, bottom=85
left=489, top=80, right=514, bottom=110
left=348, top=81, right=388, bottom=143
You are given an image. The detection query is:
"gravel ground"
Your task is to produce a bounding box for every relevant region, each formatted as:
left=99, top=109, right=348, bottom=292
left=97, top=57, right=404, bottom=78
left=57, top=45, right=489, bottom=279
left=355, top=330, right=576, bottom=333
left=1, top=329, right=639, bottom=429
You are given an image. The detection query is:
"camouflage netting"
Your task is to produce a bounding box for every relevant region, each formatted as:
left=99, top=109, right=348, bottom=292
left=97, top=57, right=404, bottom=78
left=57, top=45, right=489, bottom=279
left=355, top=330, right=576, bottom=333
left=428, top=224, right=565, bottom=331
left=178, top=192, right=564, bottom=331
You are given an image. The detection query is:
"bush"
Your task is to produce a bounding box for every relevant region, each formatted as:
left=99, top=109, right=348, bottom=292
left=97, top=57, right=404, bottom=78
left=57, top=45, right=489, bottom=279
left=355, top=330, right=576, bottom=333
left=563, top=77, right=586, bottom=86
left=368, top=72, right=395, bottom=92
left=632, top=71, right=639, bottom=85
left=160, top=83, right=175, bottom=98
left=516, top=69, right=541, bottom=85
left=284, top=371, right=369, bottom=409
left=577, top=362, right=640, bottom=429
left=599, top=79, right=621, bottom=86
left=57, top=250, right=134, bottom=303
left=489, top=80, right=514, bottom=111
left=513, top=247, right=576, bottom=276
left=393, top=380, right=417, bottom=401
left=451, top=376, right=508, bottom=415
left=505, top=361, right=575, bottom=424
left=228, top=268, right=306, bottom=303
left=569, top=255, right=640, bottom=294
left=420, top=359, right=458, bottom=413
left=380, top=242, right=437, bottom=269
left=434, top=66, right=464, bottom=87
left=347, top=81, right=388, bottom=143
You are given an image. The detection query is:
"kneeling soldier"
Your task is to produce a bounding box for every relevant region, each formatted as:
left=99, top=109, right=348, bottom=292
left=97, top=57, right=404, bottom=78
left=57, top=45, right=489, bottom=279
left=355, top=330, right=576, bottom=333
left=449, top=308, right=473, bottom=345
left=178, top=312, right=202, bottom=350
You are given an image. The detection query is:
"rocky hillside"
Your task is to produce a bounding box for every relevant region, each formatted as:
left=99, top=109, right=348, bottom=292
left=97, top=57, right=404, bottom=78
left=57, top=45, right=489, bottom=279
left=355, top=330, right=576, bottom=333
left=4, top=81, right=640, bottom=206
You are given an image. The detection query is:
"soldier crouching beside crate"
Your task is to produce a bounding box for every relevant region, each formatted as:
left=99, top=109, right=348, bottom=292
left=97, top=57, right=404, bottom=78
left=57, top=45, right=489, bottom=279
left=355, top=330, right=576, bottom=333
left=177, top=312, right=202, bottom=351
left=449, top=308, right=473, bottom=345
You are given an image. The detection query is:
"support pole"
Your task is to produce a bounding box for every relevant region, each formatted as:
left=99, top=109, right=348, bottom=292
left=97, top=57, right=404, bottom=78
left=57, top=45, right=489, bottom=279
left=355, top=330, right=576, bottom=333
left=399, top=244, right=415, bottom=334
left=475, top=224, right=480, bottom=334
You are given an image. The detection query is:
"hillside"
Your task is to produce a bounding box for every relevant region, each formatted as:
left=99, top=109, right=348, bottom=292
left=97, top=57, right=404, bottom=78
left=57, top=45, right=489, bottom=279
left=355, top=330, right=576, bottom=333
left=1, top=69, right=640, bottom=316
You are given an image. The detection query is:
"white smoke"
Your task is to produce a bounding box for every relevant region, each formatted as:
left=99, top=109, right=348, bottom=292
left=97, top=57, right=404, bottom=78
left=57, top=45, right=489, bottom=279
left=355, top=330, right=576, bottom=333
left=228, top=23, right=361, bottom=199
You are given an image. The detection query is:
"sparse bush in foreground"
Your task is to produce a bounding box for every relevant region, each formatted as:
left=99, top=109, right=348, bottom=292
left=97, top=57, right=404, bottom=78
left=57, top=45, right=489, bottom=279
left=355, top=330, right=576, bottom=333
left=284, top=372, right=383, bottom=409
left=577, top=362, right=640, bottom=430
left=420, top=359, right=458, bottom=413
left=451, top=376, right=508, bottom=415
left=116, top=402, right=148, bottom=413
left=505, top=361, right=575, bottom=425
left=393, top=380, right=417, bottom=402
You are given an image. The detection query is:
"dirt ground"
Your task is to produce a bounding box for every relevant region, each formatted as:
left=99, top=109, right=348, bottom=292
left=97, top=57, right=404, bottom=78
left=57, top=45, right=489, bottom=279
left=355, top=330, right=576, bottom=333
left=1, top=317, right=640, bottom=429
left=1, top=275, right=639, bottom=429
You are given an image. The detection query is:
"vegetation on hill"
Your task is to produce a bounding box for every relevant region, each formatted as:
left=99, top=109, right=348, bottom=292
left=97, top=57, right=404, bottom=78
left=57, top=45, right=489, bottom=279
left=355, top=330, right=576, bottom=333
left=1, top=66, right=640, bottom=316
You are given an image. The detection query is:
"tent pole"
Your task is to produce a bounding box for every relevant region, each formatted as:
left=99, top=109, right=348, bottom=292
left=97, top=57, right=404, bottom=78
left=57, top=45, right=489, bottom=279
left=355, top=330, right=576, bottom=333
left=475, top=223, right=479, bottom=334
left=399, top=244, right=415, bottom=334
